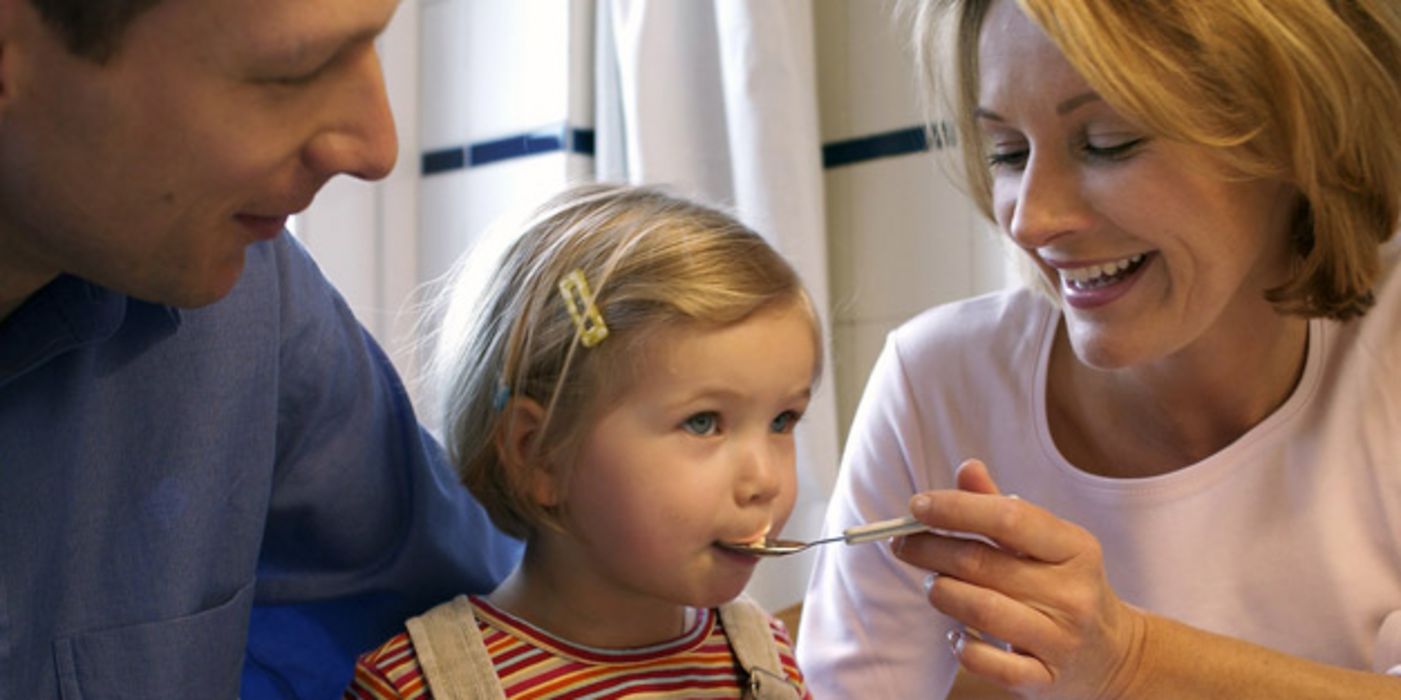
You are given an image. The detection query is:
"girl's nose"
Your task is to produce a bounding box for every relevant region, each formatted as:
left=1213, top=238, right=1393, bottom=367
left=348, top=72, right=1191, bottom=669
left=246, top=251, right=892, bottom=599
left=735, top=441, right=783, bottom=506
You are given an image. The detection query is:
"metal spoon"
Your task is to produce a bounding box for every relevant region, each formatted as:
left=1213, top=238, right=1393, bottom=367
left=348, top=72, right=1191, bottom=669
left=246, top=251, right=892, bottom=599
left=718, top=515, right=930, bottom=557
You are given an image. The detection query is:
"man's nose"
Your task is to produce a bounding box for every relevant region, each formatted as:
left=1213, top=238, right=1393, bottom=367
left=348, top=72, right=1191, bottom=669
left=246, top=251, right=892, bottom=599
left=302, top=48, right=399, bottom=182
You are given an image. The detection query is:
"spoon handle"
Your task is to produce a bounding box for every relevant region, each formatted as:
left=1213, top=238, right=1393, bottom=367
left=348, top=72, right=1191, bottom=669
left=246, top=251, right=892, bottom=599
left=842, top=515, right=929, bottom=544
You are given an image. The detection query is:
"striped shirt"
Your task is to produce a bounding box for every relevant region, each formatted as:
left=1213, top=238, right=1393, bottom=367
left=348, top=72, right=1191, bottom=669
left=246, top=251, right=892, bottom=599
left=344, top=597, right=811, bottom=699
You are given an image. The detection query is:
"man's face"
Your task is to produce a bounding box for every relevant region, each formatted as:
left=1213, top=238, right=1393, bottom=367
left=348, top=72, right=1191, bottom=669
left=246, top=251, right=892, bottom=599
left=0, top=0, right=401, bottom=308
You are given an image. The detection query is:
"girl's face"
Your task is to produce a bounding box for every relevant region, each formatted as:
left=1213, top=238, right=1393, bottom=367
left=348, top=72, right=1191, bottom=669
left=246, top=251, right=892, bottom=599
left=976, top=0, right=1299, bottom=370
left=555, top=302, right=815, bottom=615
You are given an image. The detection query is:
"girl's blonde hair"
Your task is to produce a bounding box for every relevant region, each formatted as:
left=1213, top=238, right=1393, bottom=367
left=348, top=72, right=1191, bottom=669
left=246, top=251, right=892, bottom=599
left=908, top=0, right=1401, bottom=319
left=432, top=184, right=821, bottom=539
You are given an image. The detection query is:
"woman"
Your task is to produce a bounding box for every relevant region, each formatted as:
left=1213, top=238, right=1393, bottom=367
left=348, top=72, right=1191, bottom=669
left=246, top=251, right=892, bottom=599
left=796, top=0, right=1401, bottom=697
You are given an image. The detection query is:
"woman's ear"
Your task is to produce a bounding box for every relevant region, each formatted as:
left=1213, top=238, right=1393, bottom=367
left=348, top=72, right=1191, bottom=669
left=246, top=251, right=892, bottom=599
left=494, top=397, right=562, bottom=508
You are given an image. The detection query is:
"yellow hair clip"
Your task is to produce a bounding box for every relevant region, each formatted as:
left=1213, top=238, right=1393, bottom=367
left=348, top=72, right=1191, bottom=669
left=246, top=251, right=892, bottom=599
left=558, top=268, right=609, bottom=348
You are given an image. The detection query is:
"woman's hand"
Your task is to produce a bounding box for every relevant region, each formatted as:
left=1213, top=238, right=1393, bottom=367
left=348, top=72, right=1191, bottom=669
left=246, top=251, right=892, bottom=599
left=894, top=459, right=1148, bottom=699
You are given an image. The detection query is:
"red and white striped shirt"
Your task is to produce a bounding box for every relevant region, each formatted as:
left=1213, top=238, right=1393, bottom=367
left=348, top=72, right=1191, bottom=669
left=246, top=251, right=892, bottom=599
left=344, top=596, right=810, bottom=699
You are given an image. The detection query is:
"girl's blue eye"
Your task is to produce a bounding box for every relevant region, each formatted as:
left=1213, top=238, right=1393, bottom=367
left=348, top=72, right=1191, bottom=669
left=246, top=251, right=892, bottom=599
left=682, top=412, right=719, bottom=436
left=770, top=410, right=801, bottom=434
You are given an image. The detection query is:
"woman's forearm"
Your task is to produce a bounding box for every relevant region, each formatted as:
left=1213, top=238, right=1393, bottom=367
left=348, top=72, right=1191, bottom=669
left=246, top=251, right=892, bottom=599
left=1120, top=612, right=1401, bottom=699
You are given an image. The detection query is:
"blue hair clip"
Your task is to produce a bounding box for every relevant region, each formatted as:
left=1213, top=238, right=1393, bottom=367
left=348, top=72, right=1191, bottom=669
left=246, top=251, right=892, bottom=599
left=492, top=382, right=511, bottom=411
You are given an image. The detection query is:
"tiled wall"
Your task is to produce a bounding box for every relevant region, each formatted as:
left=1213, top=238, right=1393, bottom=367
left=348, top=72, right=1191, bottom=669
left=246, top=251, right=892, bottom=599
left=417, top=0, right=590, bottom=290
left=815, top=0, right=1011, bottom=441
left=301, top=0, right=1014, bottom=442
left=401, top=0, right=1013, bottom=443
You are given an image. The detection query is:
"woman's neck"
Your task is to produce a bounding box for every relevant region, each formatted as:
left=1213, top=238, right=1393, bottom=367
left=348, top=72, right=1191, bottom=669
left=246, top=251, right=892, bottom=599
left=1047, top=310, right=1310, bottom=478
left=486, top=538, right=694, bottom=649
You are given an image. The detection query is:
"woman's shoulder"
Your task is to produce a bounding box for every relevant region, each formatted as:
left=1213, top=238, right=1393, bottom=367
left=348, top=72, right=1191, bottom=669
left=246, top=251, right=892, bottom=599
left=888, top=285, right=1056, bottom=368
left=1372, top=235, right=1401, bottom=309
left=1350, top=235, right=1401, bottom=365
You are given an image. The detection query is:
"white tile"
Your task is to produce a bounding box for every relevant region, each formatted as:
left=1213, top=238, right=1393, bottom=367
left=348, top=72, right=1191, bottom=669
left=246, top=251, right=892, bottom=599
left=813, top=0, right=852, bottom=143
left=420, top=0, right=571, bottom=149
left=827, top=153, right=988, bottom=324
left=815, top=0, right=925, bottom=144
left=831, top=318, right=905, bottom=445
left=418, top=153, right=573, bottom=286
left=822, top=165, right=857, bottom=320
left=843, top=0, right=926, bottom=140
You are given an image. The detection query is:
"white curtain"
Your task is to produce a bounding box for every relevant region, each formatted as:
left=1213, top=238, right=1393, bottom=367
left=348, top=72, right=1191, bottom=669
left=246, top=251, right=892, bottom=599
left=591, top=0, right=837, bottom=612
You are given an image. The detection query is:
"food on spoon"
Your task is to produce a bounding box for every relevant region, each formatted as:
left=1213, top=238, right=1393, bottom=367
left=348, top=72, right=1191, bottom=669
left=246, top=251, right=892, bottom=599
left=724, top=522, right=772, bottom=547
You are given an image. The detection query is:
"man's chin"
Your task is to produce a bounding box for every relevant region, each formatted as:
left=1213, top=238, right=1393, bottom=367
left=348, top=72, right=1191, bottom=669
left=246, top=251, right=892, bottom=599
left=144, top=260, right=247, bottom=309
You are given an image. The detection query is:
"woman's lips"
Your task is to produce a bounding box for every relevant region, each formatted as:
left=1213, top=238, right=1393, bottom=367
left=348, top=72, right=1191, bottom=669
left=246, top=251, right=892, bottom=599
left=1056, top=252, right=1154, bottom=310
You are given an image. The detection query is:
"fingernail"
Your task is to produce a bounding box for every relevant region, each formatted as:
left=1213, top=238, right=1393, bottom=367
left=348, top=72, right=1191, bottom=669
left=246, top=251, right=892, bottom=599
left=911, top=494, right=932, bottom=517
left=923, top=573, right=938, bottom=594
left=946, top=628, right=965, bottom=656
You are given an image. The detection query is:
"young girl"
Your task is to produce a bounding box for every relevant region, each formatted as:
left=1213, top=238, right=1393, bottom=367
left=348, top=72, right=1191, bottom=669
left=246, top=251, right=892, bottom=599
left=345, top=184, right=821, bottom=699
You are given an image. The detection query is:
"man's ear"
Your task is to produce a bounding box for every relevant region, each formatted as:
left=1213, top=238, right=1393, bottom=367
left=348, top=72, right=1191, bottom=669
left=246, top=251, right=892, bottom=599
left=0, top=0, right=13, bottom=105
left=0, top=0, right=30, bottom=110
left=494, top=397, right=562, bottom=508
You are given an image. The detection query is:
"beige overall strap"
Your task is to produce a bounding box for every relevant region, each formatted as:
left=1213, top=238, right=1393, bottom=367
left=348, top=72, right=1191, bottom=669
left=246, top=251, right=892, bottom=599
left=404, top=595, right=508, bottom=700
left=718, top=597, right=803, bottom=700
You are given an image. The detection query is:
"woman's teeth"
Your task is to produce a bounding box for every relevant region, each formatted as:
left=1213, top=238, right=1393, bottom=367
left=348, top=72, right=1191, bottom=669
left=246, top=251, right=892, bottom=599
left=1061, top=253, right=1146, bottom=290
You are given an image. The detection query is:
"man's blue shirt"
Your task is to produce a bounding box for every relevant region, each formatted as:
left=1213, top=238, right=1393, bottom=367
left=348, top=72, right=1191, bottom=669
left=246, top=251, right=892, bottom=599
left=0, top=235, right=521, bottom=698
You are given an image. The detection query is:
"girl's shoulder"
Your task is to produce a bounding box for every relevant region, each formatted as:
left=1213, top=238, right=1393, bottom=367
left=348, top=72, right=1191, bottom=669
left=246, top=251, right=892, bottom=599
left=343, top=631, right=428, bottom=700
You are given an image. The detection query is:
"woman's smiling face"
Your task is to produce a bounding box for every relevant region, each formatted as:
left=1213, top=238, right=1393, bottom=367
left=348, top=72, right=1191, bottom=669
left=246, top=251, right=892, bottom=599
left=976, top=0, right=1299, bottom=370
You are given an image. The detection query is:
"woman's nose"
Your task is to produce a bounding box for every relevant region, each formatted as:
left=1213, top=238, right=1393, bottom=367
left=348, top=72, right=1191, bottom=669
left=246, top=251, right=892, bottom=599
left=1005, top=152, right=1093, bottom=249
left=303, top=49, right=399, bottom=182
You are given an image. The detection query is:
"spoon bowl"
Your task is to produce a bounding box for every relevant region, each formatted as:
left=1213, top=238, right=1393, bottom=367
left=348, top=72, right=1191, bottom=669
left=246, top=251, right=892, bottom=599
left=717, top=515, right=930, bottom=557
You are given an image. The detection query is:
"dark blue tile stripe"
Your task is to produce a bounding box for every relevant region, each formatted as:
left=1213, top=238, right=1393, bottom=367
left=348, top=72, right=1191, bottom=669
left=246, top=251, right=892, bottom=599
left=822, top=123, right=955, bottom=168
left=421, top=122, right=952, bottom=176
left=422, top=125, right=597, bottom=176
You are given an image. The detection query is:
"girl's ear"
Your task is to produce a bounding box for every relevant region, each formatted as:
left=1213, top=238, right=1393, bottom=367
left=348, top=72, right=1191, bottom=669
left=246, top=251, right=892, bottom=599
left=494, top=397, right=562, bottom=508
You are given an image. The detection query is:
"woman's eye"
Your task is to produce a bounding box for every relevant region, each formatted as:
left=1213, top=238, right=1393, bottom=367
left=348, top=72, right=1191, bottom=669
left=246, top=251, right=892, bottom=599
left=770, top=410, right=802, bottom=434
left=682, top=412, right=719, bottom=436
left=986, top=148, right=1029, bottom=170
left=1084, top=137, right=1146, bottom=161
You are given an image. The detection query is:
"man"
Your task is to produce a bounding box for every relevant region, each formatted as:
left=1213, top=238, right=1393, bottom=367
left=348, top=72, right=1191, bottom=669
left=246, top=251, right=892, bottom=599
left=0, top=0, right=521, bottom=697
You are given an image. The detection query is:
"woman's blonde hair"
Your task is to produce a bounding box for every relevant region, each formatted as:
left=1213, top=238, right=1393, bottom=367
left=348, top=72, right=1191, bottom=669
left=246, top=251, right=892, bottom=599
left=431, top=183, right=821, bottom=539
left=909, top=0, right=1401, bottom=319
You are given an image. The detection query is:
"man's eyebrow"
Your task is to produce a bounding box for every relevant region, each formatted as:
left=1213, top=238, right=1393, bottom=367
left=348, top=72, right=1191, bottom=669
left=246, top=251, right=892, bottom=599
left=267, top=22, right=385, bottom=67
left=973, top=91, right=1103, bottom=122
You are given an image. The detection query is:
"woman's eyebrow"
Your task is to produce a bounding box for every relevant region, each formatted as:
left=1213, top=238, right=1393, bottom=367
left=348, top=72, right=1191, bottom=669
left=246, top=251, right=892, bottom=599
left=1056, top=92, right=1101, bottom=115
left=973, top=91, right=1102, bottom=122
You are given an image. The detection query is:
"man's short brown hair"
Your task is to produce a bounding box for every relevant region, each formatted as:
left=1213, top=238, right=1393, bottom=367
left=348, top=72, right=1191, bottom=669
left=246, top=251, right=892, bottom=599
left=29, top=0, right=164, bottom=62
